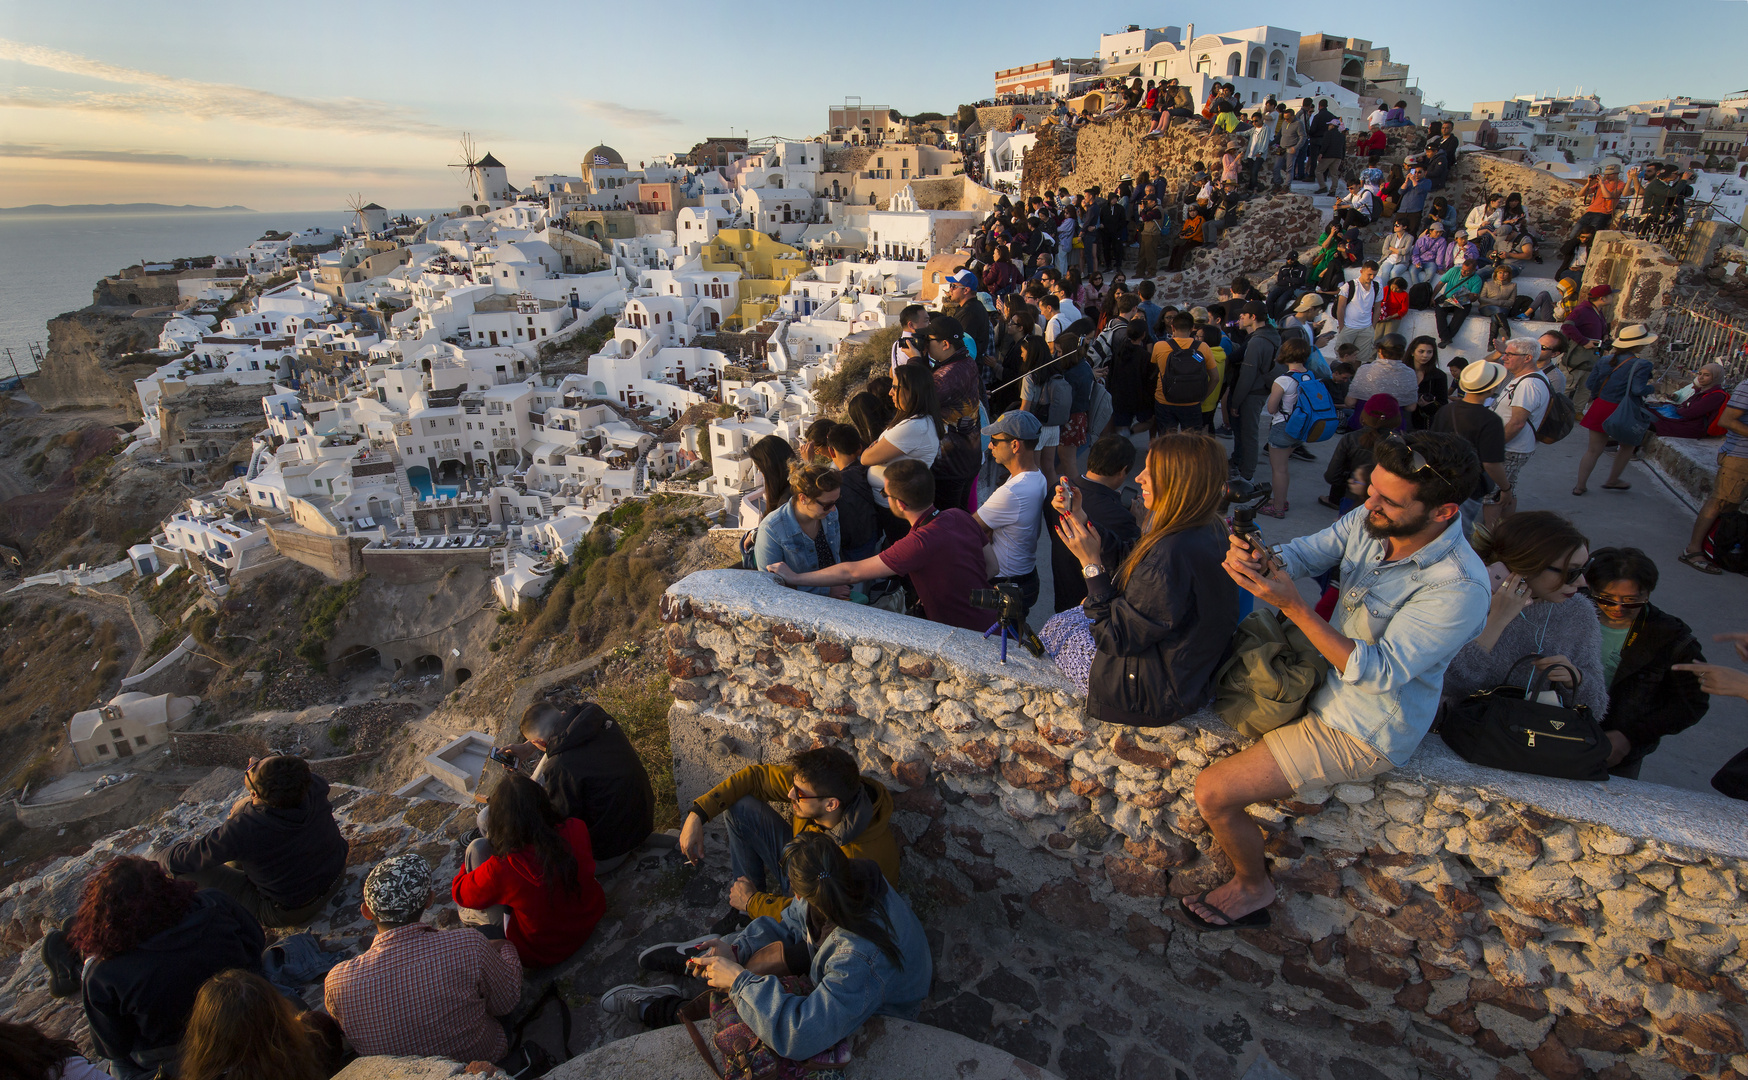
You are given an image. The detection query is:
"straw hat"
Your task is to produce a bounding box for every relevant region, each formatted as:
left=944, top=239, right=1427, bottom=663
left=1614, top=323, right=1658, bottom=349
left=1459, top=360, right=1509, bottom=395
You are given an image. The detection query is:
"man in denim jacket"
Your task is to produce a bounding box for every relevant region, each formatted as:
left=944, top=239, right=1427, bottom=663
left=1183, top=432, right=1489, bottom=930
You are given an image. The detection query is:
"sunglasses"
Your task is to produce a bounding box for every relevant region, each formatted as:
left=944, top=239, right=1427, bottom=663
left=1543, top=564, right=1587, bottom=585
left=1585, top=590, right=1646, bottom=611
left=1380, top=437, right=1457, bottom=492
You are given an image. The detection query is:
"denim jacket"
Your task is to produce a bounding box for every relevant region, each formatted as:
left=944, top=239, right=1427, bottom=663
left=754, top=501, right=840, bottom=596
left=724, top=882, right=932, bottom=1060
left=1275, top=508, right=1490, bottom=765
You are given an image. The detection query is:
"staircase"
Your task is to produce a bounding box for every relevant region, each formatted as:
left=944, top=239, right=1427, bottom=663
left=394, top=460, right=416, bottom=508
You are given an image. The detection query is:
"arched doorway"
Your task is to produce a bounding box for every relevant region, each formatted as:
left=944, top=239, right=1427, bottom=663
left=411, top=654, right=443, bottom=678
left=436, top=459, right=464, bottom=484
left=334, top=644, right=381, bottom=674
left=454, top=668, right=472, bottom=686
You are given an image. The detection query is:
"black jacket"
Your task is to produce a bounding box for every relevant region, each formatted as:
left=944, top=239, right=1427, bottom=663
left=540, top=703, right=655, bottom=861
left=1602, top=604, right=1708, bottom=775
left=84, top=890, right=265, bottom=1067
left=164, top=775, right=348, bottom=906
left=954, top=298, right=994, bottom=365
left=1083, top=522, right=1239, bottom=727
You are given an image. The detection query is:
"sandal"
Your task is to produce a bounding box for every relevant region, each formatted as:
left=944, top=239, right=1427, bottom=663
left=1680, top=551, right=1724, bottom=575
left=1316, top=495, right=1342, bottom=511
left=1602, top=482, right=1631, bottom=491
left=1571, top=487, right=1587, bottom=496
left=1257, top=502, right=1288, bottom=519
left=1178, top=893, right=1272, bottom=932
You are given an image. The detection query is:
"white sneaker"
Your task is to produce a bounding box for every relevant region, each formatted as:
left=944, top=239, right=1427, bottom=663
left=457, top=906, right=493, bottom=926
left=599, top=983, right=684, bottom=1023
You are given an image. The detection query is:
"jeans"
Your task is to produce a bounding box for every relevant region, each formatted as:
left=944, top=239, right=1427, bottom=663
left=1377, top=256, right=1408, bottom=285
left=989, top=570, right=1040, bottom=623
left=1408, top=262, right=1437, bottom=286
left=1154, top=401, right=1204, bottom=433
left=1231, top=394, right=1266, bottom=480
left=725, top=796, right=793, bottom=895
left=1294, top=142, right=1315, bottom=180
left=1270, top=152, right=1288, bottom=188
left=166, top=860, right=336, bottom=928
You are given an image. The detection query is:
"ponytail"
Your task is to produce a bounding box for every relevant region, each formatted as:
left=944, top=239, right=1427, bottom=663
left=783, top=833, right=904, bottom=967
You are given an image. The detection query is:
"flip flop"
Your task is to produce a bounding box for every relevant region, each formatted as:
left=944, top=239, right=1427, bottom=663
left=1602, top=482, right=1632, bottom=491
left=1680, top=551, right=1724, bottom=575
left=1178, top=893, right=1272, bottom=931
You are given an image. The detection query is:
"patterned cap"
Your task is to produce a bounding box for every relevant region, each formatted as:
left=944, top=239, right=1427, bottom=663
left=363, top=853, right=431, bottom=923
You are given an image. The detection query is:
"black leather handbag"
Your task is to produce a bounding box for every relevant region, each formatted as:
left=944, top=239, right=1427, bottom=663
left=1438, top=655, right=1611, bottom=781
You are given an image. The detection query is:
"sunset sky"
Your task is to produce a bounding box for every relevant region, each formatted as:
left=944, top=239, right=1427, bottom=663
left=2, top=1, right=1742, bottom=212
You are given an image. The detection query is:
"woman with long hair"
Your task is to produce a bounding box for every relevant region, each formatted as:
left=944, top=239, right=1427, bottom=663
left=1054, top=432, right=1240, bottom=724
left=844, top=390, right=892, bottom=452
left=1406, top=336, right=1449, bottom=429
left=754, top=463, right=847, bottom=598
left=1442, top=511, right=1607, bottom=716
left=452, top=774, right=605, bottom=968
left=737, top=434, right=795, bottom=534
left=178, top=970, right=329, bottom=1080
left=69, top=856, right=265, bottom=1080
left=1017, top=335, right=1066, bottom=485
left=0, top=1021, right=112, bottom=1080
left=861, top=363, right=943, bottom=508
left=679, top=832, right=931, bottom=1061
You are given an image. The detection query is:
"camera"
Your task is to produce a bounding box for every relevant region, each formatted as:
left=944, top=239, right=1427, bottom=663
left=970, top=582, right=1045, bottom=661
left=489, top=746, right=520, bottom=772
left=1222, top=478, right=1280, bottom=570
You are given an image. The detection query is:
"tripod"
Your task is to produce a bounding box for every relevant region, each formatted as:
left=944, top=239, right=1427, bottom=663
left=983, top=616, right=1045, bottom=664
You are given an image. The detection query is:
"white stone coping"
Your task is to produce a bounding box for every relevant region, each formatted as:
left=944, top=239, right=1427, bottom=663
left=669, top=569, right=1748, bottom=862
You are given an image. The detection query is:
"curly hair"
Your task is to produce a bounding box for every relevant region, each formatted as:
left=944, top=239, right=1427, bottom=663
left=68, top=855, right=198, bottom=962
left=178, top=970, right=326, bottom=1080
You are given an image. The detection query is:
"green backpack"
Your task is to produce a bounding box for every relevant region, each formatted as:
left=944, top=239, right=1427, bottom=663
left=1213, top=609, right=1330, bottom=739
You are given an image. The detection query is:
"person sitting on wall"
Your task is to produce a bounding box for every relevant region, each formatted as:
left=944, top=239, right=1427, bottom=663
left=1190, top=433, right=1489, bottom=930
left=160, top=755, right=347, bottom=928
left=768, top=458, right=996, bottom=633
left=599, top=834, right=931, bottom=1059
left=1652, top=363, right=1730, bottom=440
left=494, top=700, right=655, bottom=875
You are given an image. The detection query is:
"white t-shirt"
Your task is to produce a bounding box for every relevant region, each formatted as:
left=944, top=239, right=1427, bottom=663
left=1540, top=363, right=1568, bottom=396
left=1270, top=373, right=1301, bottom=425
left=1340, top=279, right=1382, bottom=329
left=1368, top=108, right=1389, bottom=129
left=868, top=415, right=941, bottom=508
left=977, top=469, right=1048, bottom=577
left=1496, top=373, right=1550, bottom=454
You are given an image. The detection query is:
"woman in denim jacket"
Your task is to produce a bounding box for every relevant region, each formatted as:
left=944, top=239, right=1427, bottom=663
left=754, top=464, right=845, bottom=598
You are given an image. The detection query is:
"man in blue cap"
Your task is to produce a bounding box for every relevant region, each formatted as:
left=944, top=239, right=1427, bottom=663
left=942, top=267, right=991, bottom=362
left=975, top=410, right=1049, bottom=620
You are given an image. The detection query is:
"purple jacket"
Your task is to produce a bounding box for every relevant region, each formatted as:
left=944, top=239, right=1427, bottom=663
left=1411, top=235, right=1450, bottom=267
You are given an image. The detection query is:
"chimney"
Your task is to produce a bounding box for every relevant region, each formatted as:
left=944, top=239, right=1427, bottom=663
left=1185, top=22, right=1194, bottom=47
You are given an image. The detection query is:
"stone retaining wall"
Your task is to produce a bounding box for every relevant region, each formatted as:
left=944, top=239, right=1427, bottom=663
left=14, top=774, right=142, bottom=829
left=1583, top=233, right=1682, bottom=325
left=663, top=569, right=1748, bottom=1080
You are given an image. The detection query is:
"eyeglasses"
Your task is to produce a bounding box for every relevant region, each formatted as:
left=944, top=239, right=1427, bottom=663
left=788, top=784, right=824, bottom=803
left=1586, top=591, right=1646, bottom=612
left=1380, top=437, right=1457, bottom=492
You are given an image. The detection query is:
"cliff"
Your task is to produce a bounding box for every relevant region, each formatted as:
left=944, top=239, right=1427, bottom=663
left=23, top=311, right=167, bottom=414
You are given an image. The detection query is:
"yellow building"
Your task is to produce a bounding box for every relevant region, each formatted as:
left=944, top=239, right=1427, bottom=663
left=700, top=229, right=808, bottom=329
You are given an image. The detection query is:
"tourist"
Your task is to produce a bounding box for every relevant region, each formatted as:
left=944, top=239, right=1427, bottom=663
left=1431, top=360, right=1512, bottom=533
left=452, top=774, right=606, bottom=968
left=942, top=269, right=991, bottom=361
left=1332, top=262, right=1383, bottom=363
left=1313, top=120, right=1346, bottom=195
left=1198, top=325, right=1230, bottom=435
left=739, top=435, right=796, bottom=529
left=924, top=315, right=986, bottom=511
left=1, top=1020, right=115, bottom=1080
left=1653, top=363, right=1729, bottom=439
left=1345, top=333, right=1418, bottom=417
left=1406, top=336, right=1449, bottom=430
left=1018, top=335, right=1068, bottom=484
left=1395, top=162, right=1434, bottom=235
left=499, top=700, right=654, bottom=874
left=975, top=410, right=1049, bottom=620
left=672, top=746, right=898, bottom=922
left=178, top=970, right=330, bottom=1080
left=845, top=390, right=893, bottom=453
left=1478, top=263, right=1520, bottom=319
left=1254, top=338, right=1318, bottom=518
left=1494, top=337, right=1552, bottom=506
left=1431, top=259, right=1487, bottom=348
left=798, top=418, right=836, bottom=466
left=603, top=833, right=931, bottom=1060
left=1562, top=284, right=1612, bottom=351
left=70, top=856, right=265, bottom=1080
left=160, top=755, right=347, bottom=928
left=1054, top=329, right=1097, bottom=478
left=1556, top=229, right=1595, bottom=287
left=769, top=459, right=994, bottom=632
left=1573, top=324, right=1659, bottom=495
left=755, top=463, right=846, bottom=598
left=1681, top=373, right=1748, bottom=575
left=325, top=854, right=521, bottom=1063
left=1194, top=433, right=1488, bottom=929
left=1581, top=547, right=1710, bottom=778
left=1320, top=395, right=1402, bottom=513
left=1577, top=164, right=1628, bottom=234
left=1407, top=220, right=1450, bottom=287
left=1334, top=179, right=1376, bottom=231
left=1054, top=432, right=1239, bottom=725
left=1046, top=435, right=1141, bottom=614
left=1535, top=330, right=1574, bottom=395
left=825, top=426, right=881, bottom=561
left=861, top=363, right=941, bottom=508
left=1228, top=303, right=1282, bottom=482
left=1152, top=312, right=1221, bottom=434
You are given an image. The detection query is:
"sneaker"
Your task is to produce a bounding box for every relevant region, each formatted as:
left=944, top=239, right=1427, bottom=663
left=1290, top=446, right=1316, bottom=462
left=710, top=909, right=753, bottom=936
left=637, top=936, right=716, bottom=977
left=599, top=983, right=683, bottom=1024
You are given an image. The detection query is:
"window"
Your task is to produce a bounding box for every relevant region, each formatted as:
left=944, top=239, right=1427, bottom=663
left=97, top=744, right=110, bottom=756
left=717, top=433, right=726, bottom=447
left=111, top=728, right=124, bottom=738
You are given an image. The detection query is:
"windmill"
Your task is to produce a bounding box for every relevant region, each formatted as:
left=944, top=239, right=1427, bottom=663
left=346, top=193, right=368, bottom=235
left=450, top=133, right=485, bottom=203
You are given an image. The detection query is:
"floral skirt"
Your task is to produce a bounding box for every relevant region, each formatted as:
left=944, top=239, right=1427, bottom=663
left=1040, top=608, right=1095, bottom=695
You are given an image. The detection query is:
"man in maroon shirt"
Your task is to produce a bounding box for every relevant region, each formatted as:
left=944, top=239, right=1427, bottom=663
left=767, top=459, right=995, bottom=632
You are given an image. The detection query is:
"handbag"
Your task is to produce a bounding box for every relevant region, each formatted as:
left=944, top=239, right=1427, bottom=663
left=1601, top=366, right=1653, bottom=446
left=681, top=976, right=852, bottom=1080
left=1438, top=655, right=1610, bottom=781
left=1212, top=608, right=1330, bottom=739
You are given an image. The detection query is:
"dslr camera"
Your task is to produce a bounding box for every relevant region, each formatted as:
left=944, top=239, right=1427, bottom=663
left=969, top=582, right=1045, bottom=660
left=1222, top=478, right=1280, bottom=571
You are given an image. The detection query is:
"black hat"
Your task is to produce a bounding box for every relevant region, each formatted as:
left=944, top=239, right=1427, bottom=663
left=922, top=314, right=965, bottom=343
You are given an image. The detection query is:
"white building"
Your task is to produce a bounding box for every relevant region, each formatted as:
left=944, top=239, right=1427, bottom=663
left=70, top=693, right=200, bottom=767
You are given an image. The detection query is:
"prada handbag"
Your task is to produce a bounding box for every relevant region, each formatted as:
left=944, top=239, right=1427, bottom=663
left=1438, top=654, right=1610, bottom=781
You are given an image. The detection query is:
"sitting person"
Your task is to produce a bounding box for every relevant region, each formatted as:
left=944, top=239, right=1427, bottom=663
left=755, top=463, right=846, bottom=598
left=1584, top=547, right=1709, bottom=778
left=1432, top=259, right=1488, bottom=348
left=1653, top=363, right=1730, bottom=439
left=70, top=856, right=266, bottom=1080
left=1442, top=511, right=1608, bottom=717
left=1194, top=433, right=1489, bottom=929
left=0, top=1020, right=114, bottom=1080
left=1052, top=432, right=1239, bottom=724
left=768, top=459, right=995, bottom=632
left=324, top=855, right=521, bottom=1064
left=161, top=755, right=347, bottom=927
left=497, top=700, right=654, bottom=874
left=673, top=746, right=898, bottom=921
left=601, top=833, right=931, bottom=1060
left=178, top=970, right=332, bottom=1080
left=452, top=775, right=606, bottom=968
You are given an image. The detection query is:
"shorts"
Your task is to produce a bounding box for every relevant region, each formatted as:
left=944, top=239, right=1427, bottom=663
left=1035, top=424, right=1062, bottom=448
left=1154, top=401, right=1203, bottom=432
left=1502, top=450, right=1533, bottom=491
left=1267, top=423, right=1303, bottom=450
left=1262, top=714, right=1391, bottom=792
left=1718, top=453, right=1748, bottom=507
left=1061, top=412, right=1089, bottom=447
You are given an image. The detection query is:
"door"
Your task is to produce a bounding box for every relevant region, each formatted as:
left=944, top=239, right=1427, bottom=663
left=115, top=740, right=134, bottom=758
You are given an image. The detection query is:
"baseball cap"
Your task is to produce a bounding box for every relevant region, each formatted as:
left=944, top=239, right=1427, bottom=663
left=1361, top=394, right=1402, bottom=420
left=944, top=268, right=980, bottom=291
left=921, top=314, right=965, bottom=343
left=1459, top=360, right=1508, bottom=395
left=982, top=409, right=1043, bottom=441
left=363, top=853, right=431, bottom=924
left=1293, top=294, right=1324, bottom=314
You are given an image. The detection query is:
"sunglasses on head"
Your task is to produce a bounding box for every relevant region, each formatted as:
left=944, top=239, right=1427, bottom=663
left=1379, top=437, right=1456, bottom=492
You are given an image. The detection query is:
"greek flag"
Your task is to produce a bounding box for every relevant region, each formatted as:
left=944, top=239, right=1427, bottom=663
left=592, top=154, right=609, bottom=166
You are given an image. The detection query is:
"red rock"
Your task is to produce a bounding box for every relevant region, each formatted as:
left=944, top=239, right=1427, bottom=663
left=1468, top=978, right=1548, bottom=1021
left=1552, top=1015, right=1647, bottom=1053
left=1124, top=912, right=1169, bottom=953
left=670, top=679, right=709, bottom=702
left=1009, top=740, right=1060, bottom=768
left=1387, top=897, right=1469, bottom=949
left=1471, top=1027, right=1517, bottom=1059
left=824, top=705, right=860, bottom=717
left=941, top=740, right=997, bottom=774
left=1434, top=883, right=1483, bottom=914
left=1219, top=948, right=1275, bottom=988
left=1274, top=856, right=1341, bottom=899
left=925, top=874, right=970, bottom=908
left=770, top=623, right=814, bottom=644
left=892, top=786, right=944, bottom=816
left=1131, top=789, right=1171, bottom=809
left=948, top=825, right=993, bottom=858
left=897, top=659, right=933, bottom=678
left=1489, top=912, right=1543, bottom=949
left=1430, top=1001, right=1480, bottom=1037
left=1353, top=864, right=1412, bottom=906
left=913, top=820, right=947, bottom=859
left=1341, top=886, right=1395, bottom=918
left=811, top=721, right=851, bottom=738
left=765, top=684, right=812, bottom=709
left=951, top=858, right=1011, bottom=892
left=1660, top=1042, right=1717, bottom=1075
left=665, top=650, right=711, bottom=677
left=1029, top=879, right=1111, bottom=930
left=1261, top=826, right=1305, bottom=860
left=1124, top=835, right=1196, bottom=868
left=1525, top=1033, right=1584, bottom=1080
left=891, top=759, right=930, bottom=789
left=1655, top=1012, right=1746, bottom=1054
left=1045, top=832, right=1074, bottom=850
left=1344, top=947, right=1409, bottom=990
left=1279, top=799, right=1327, bottom=817
left=1393, top=980, right=1431, bottom=1012
left=1110, top=732, right=1175, bottom=769
left=1362, top=847, right=1417, bottom=868
left=1501, top=893, right=1589, bottom=928
left=816, top=641, right=851, bottom=663
left=1069, top=778, right=1109, bottom=798
left=1103, top=855, right=1170, bottom=898
left=999, top=759, right=1062, bottom=791
left=1343, top=1019, right=1400, bottom=1047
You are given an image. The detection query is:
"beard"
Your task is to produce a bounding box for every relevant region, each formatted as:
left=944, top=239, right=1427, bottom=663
left=1363, top=504, right=1434, bottom=540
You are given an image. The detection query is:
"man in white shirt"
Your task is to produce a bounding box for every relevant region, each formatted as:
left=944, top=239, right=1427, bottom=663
left=975, top=410, right=1049, bottom=620
left=1333, top=260, right=1382, bottom=363
left=1492, top=337, right=1550, bottom=514
left=887, top=304, right=929, bottom=375
left=1367, top=105, right=1389, bottom=130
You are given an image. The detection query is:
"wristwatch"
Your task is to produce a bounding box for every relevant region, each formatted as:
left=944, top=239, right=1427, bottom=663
left=1082, top=563, right=1105, bottom=579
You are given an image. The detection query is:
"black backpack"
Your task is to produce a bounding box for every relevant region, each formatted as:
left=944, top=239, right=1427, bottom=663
left=1158, top=340, right=1210, bottom=404
left=1407, top=281, right=1435, bottom=310
left=1521, top=372, right=1577, bottom=445
left=1707, top=510, right=1748, bottom=574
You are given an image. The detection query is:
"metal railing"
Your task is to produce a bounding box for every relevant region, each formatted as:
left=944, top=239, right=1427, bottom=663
left=1653, top=303, right=1748, bottom=383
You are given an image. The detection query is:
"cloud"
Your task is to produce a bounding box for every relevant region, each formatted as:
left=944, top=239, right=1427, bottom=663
left=0, top=142, right=427, bottom=175
left=0, top=38, right=452, bottom=138
left=569, top=98, right=681, bottom=127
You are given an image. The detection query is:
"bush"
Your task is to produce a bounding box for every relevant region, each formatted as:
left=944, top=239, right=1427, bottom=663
left=295, top=577, right=365, bottom=671
left=815, top=325, right=900, bottom=407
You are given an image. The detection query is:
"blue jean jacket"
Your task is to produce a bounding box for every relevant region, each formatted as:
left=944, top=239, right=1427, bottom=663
left=724, top=884, right=932, bottom=1060
left=754, top=501, right=840, bottom=596
left=1275, top=508, right=1490, bottom=765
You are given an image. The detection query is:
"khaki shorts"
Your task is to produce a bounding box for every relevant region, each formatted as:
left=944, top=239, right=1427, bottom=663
left=1717, top=454, right=1748, bottom=508
left=1262, top=714, right=1392, bottom=792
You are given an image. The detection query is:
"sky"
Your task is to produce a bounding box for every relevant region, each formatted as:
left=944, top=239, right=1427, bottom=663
left=1, top=0, right=1743, bottom=212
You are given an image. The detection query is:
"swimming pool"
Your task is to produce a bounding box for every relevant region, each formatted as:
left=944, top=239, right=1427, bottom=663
left=409, top=475, right=460, bottom=501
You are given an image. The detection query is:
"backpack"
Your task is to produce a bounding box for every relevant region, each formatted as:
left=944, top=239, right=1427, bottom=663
left=1342, top=279, right=1381, bottom=308
left=1407, top=281, right=1435, bottom=310
left=1027, top=372, right=1072, bottom=426
left=1087, top=322, right=1128, bottom=370
left=1281, top=371, right=1340, bottom=443
left=1521, top=372, right=1577, bottom=445
left=1706, top=510, right=1748, bottom=574
left=1157, top=339, right=1211, bottom=404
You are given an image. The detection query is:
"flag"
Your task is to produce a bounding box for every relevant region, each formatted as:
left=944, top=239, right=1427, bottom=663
left=592, top=154, right=609, bottom=167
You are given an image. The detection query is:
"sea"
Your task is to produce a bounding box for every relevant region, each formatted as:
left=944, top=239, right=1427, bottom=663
left=0, top=208, right=430, bottom=377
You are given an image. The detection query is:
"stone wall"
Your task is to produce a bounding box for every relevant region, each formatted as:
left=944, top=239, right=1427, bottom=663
left=1582, top=232, right=1682, bottom=324
left=14, top=774, right=143, bottom=829
left=265, top=520, right=366, bottom=581
left=663, top=570, right=1748, bottom=1080
left=1446, top=155, right=1586, bottom=246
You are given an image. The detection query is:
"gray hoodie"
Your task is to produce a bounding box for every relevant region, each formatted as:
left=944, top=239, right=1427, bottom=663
left=1231, top=324, right=1282, bottom=402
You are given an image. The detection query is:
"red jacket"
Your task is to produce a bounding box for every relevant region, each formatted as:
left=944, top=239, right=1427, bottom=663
left=1379, top=287, right=1410, bottom=321
left=451, top=818, right=605, bottom=968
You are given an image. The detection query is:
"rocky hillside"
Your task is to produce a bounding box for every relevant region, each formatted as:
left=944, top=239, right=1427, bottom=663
left=23, top=311, right=168, bottom=415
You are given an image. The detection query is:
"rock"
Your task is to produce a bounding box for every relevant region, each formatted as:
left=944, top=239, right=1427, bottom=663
left=1055, top=1024, right=1112, bottom=1080
left=851, top=645, right=882, bottom=666
left=1028, top=879, right=1111, bottom=931
left=916, top=992, right=994, bottom=1040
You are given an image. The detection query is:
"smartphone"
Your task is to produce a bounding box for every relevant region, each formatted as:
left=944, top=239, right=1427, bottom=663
left=1487, top=561, right=1510, bottom=593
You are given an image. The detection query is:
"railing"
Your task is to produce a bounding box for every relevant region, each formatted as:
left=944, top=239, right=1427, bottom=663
left=1653, top=303, right=1748, bottom=382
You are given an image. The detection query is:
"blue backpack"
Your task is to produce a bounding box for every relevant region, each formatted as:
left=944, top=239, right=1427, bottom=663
left=1282, top=370, right=1339, bottom=443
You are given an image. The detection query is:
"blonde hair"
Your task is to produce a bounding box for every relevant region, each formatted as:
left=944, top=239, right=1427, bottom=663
left=179, top=969, right=326, bottom=1080
left=788, top=462, right=842, bottom=504
left=1116, top=433, right=1229, bottom=590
